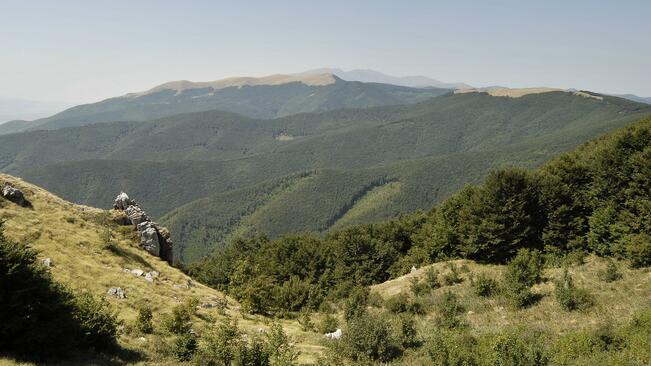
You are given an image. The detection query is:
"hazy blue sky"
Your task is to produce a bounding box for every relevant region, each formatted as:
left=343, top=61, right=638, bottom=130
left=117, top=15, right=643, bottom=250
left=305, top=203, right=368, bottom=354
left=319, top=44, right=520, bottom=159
left=1, top=0, right=649, bottom=104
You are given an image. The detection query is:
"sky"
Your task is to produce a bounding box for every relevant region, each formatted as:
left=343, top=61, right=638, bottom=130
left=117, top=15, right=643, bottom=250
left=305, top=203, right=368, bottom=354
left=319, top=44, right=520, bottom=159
left=1, top=0, right=650, bottom=105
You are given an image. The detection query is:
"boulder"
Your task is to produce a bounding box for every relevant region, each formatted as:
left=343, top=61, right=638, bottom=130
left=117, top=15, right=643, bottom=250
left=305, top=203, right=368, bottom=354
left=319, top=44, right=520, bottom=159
left=110, top=192, right=173, bottom=264
left=1, top=183, right=30, bottom=207
left=107, top=287, right=126, bottom=299
left=113, top=192, right=134, bottom=210
left=125, top=205, right=149, bottom=227
left=42, top=258, right=52, bottom=267
left=131, top=269, right=144, bottom=276
left=324, top=329, right=343, bottom=340
left=140, top=226, right=161, bottom=256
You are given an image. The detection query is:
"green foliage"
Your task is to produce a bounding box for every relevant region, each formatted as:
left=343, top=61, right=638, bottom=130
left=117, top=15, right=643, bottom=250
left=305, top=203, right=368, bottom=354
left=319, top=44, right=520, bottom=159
left=621, top=233, right=651, bottom=268
left=597, top=259, right=622, bottom=282
left=298, top=310, right=314, bottom=332
left=502, top=249, right=544, bottom=308
left=266, top=322, right=300, bottom=366
left=472, top=273, right=499, bottom=297
left=173, top=334, right=198, bottom=362
left=71, top=291, right=121, bottom=348
left=503, top=249, right=545, bottom=287
left=195, top=319, right=297, bottom=366
left=427, top=331, right=478, bottom=366
left=163, top=299, right=196, bottom=335
left=485, top=330, right=548, bottom=366
left=394, top=313, right=420, bottom=349
left=441, top=263, right=464, bottom=285
left=0, top=224, right=120, bottom=358
left=336, top=312, right=400, bottom=363
left=136, top=304, right=154, bottom=334
left=317, top=314, right=339, bottom=334
left=554, top=269, right=594, bottom=311
left=343, top=286, right=369, bottom=322
left=436, top=291, right=465, bottom=330
left=385, top=293, right=425, bottom=315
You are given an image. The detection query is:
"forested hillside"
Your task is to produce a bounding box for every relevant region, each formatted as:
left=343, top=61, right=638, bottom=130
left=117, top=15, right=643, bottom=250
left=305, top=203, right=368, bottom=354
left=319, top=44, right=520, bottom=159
left=186, top=115, right=651, bottom=365
left=1, top=91, right=649, bottom=262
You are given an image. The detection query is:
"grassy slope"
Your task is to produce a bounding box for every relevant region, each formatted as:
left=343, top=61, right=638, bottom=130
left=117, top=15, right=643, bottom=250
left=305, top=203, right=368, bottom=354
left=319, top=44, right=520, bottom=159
left=0, top=174, right=324, bottom=365
left=370, top=257, right=651, bottom=364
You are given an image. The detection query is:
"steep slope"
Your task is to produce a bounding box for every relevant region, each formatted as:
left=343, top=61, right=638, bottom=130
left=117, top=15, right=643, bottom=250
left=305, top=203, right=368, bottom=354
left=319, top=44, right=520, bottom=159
left=0, top=75, right=448, bottom=135
left=0, top=174, right=323, bottom=364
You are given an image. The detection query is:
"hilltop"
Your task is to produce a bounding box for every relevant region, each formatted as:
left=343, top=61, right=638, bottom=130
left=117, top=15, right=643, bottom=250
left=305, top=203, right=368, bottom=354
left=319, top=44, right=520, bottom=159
left=0, top=75, right=447, bottom=135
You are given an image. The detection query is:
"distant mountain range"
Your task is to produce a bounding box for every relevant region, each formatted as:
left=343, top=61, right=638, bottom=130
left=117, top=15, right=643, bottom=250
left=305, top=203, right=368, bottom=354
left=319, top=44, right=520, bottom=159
left=0, top=97, right=72, bottom=124
left=613, top=94, right=651, bottom=104
left=0, top=74, right=449, bottom=135
left=302, top=68, right=472, bottom=89
left=1, top=88, right=649, bottom=261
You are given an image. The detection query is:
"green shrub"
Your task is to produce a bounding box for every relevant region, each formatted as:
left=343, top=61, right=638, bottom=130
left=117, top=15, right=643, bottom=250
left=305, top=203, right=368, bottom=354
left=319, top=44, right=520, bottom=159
left=472, top=273, right=499, bottom=297
left=135, top=304, right=154, bottom=334
left=265, top=322, right=299, bottom=366
left=195, top=319, right=242, bottom=365
left=424, top=267, right=440, bottom=289
left=386, top=293, right=410, bottom=314
left=486, top=331, right=548, bottom=366
left=502, top=249, right=544, bottom=308
left=409, top=276, right=430, bottom=296
left=71, top=292, right=121, bottom=348
left=337, top=312, right=400, bottom=363
left=163, top=301, right=194, bottom=335
left=173, top=334, right=198, bottom=361
left=503, top=249, right=544, bottom=287
left=555, top=269, right=594, bottom=311
left=551, top=331, right=607, bottom=365
left=298, top=310, right=314, bottom=332
left=427, top=331, right=477, bottom=366
left=317, top=314, right=339, bottom=334
left=343, top=286, right=369, bottom=322
left=441, top=263, right=464, bottom=285
left=621, top=233, right=651, bottom=268
left=385, top=293, right=425, bottom=315
left=394, top=314, right=419, bottom=349
left=436, top=291, right=465, bottom=329
left=598, top=259, right=622, bottom=282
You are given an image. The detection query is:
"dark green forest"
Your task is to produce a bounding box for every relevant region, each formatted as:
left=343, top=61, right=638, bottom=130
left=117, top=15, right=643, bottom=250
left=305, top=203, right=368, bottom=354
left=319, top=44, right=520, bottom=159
left=188, top=114, right=651, bottom=314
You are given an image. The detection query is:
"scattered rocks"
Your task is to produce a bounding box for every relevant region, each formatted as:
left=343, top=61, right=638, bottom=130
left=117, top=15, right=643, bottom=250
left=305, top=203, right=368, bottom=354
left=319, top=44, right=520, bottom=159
left=111, top=192, right=174, bottom=264
left=42, top=258, right=52, bottom=267
left=324, top=329, right=343, bottom=340
left=144, top=271, right=159, bottom=282
left=1, top=182, right=31, bottom=208
left=107, top=287, right=126, bottom=299
left=131, top=269, right=144, bottom=277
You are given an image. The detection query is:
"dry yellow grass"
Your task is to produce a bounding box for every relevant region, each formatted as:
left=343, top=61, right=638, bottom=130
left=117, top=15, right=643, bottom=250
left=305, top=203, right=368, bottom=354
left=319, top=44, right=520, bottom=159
left=0, top=173, right=324, bottom=365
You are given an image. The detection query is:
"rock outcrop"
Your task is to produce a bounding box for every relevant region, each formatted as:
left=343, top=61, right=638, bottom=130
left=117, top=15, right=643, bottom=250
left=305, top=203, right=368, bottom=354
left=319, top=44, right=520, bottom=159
left=112, top=192, right=174, bottom=264
left=1, top=182, right=31, bottom=207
